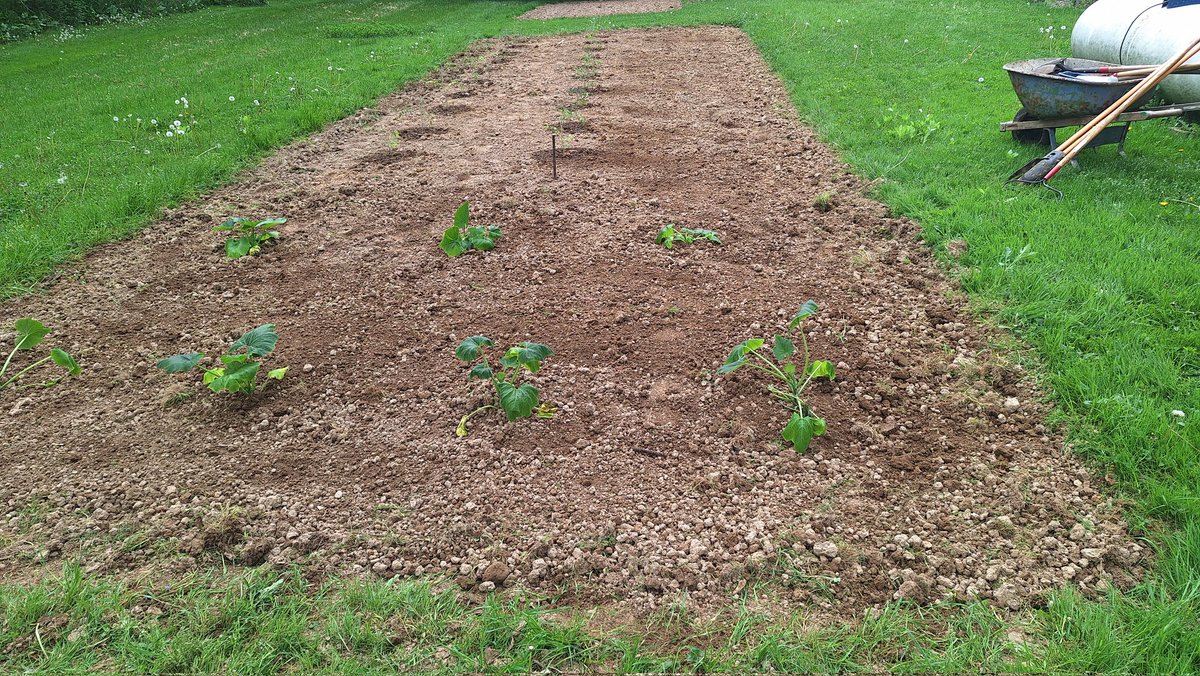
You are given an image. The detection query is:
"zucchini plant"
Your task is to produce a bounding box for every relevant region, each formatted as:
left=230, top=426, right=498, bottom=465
left=0, top=318, right=81, bottom=393
left=454, top=335, right=553, bottom=436
left=717, top=301, right=835, bottom=452
left=656, top=224, right=721, bottom=250
left=156, top=324, right=287, bottom=394
left=439, top=201, right=501, bottom=257
left=214, top=216, right=286, bottom=260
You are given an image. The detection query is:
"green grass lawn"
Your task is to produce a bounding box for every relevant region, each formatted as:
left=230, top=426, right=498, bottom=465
left=3, top=0, right=1199, bottom=671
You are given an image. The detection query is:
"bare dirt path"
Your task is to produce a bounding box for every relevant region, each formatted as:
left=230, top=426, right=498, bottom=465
left=519, top=0, right=681, bottom=20
left=0, top=28, right=1143, bottom=615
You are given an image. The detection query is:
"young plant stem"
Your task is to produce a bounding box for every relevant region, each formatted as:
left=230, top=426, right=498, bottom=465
left=0, top=355, right=51, bottom=391
left=457, top=405, right=495, bottom=437
left=0, top=346, right=18, bottom=381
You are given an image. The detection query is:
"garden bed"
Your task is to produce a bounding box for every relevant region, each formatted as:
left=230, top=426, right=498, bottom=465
left=0, top=27, right=1144, bottom=615
left=518, top=0, right=681, bottom=20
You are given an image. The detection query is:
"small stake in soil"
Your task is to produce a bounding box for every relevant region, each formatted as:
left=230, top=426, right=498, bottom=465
left=454, top=336, right=554, bottom=437
left=552, top=134, right=557, bottom=179
left=656, top=224, right=722, bottom=250
left=439, top=201, right=501, bottom=257
left=156, top=324, right=288, bottom=394
left=0, top=318, right=81, bottom=394
left=214, top=217, right=286, bottom=260
left=717, top=300, right=835, bottom=452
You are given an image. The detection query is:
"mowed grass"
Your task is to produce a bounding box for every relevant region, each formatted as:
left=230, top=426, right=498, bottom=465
left=2, top=0, right=1200, bottom=671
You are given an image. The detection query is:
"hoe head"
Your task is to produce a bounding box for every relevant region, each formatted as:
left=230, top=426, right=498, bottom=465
left=1007, top=150, right=1065, bottom=185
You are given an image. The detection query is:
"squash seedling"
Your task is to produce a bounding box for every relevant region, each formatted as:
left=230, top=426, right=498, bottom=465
left=656, top=225, right=721, bottom=250
left=0, top=318, right=81, bottom=393
left=214, top=216, right=286, bottom=260
left=455, top=335, right=554, bottom=437
left=439, top=201, right=501, bottom=257
left=156, top=324, right=288, bottom=394
left=717, top=301, right=835, bottom=452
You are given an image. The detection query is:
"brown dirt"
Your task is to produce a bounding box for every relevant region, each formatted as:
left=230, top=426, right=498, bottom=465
left=0, top=27, right=1144, bottom=616
left=519, top=0, right=681, bottom=20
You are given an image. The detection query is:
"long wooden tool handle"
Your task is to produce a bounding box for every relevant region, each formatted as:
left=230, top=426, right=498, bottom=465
left=1054, top=40, right=1200, bottom=157
left=1047, top=38, right=1200, bottom=179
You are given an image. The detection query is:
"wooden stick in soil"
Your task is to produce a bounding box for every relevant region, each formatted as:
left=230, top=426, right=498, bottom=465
left=551, top=134, right=557, bottom=179
left=1046, top=38, right=1200, bottom=181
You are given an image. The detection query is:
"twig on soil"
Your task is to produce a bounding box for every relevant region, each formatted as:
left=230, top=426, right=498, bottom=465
left=632, top=447, right=664, bottom=458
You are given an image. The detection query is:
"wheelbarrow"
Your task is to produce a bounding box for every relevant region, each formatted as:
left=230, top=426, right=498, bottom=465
left=999, top=57, right=1200, bottom=153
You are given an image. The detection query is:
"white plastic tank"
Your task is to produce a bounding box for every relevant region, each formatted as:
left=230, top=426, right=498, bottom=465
left=1072, top=0, right=1200, bottom=103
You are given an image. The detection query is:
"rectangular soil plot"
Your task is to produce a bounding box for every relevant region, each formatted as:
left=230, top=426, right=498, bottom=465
left=0, top=27, right=1144, bottom=618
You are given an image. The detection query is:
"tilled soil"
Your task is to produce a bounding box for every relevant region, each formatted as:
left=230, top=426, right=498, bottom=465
left=519, top=0, right=681, bottom=20
left=0, top=28, right=1144, bottom=614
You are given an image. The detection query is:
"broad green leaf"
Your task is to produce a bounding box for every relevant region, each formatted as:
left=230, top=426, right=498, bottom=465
left=267, top=367, right=288, bottom=380
left=506, top=342, right=553, bottom=372
left=202, top=368, right=223, bottom=385
left=439, top=224, right=466, bottom=257
left=225, top=235, right=256, bottom=259
left=788, top=300, right=820, bottom=331
left=50, top=349, right=81, bottom=376
left=772, top=335, right=795, bottom=361
left=783, top=363, right=796, bottom=376
left=806, top=360, right=836, bottom=380
left=256, top=217, right=287, bottom=228
left=691, top=228, right=722, bottom=244
left=231, top=324, right=278, bottom=357
left=156, top=352, right=204, bottom=373
left=781, top=413, right=825, bottom=452
left=468, top=363, right=493, bottom=380
left=14, top=318, right=50, bottom=350
left=496, top=381, right=539, bottom=421
left=207, top=360, right=260, bottom=393
left=455, top=335, right=493, bottom=361
left=213, top=217, right=247, bottom=232
left=454, top=201, right=470, bottom=230
left=718, top=338, right=764, bottom=374
left=221, top=353, right=249, bottom=366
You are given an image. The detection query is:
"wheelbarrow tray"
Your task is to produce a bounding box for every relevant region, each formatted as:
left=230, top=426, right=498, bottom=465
left=1004, top=58, right=1156, bottom=119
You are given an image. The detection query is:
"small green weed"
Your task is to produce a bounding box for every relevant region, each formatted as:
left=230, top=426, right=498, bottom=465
left=656, top=224, right=722, bottom=250
left=439, top=201, right=501, bottom=257
left=881, top=107, right=941, bottom=143
left=813, top=191, right=837, bottom=213
left=454, top=335, right=553, bottom=436
left=0, top=318, right=80, bottom=393
left=156, top=324, right=287, bottom=394
left=718, top=301, right=834, bottom=452
left=213, top=217, right=285, bottom=260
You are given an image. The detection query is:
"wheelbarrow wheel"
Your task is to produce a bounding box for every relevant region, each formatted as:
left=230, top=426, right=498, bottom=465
left=1011, top=107, right=1050, bottom=146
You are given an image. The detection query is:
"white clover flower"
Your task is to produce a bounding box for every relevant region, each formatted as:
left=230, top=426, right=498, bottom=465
left=903, top=39, right=909, bottom=43
left=327, top=65, right=333, bottom=71
left=144, top=149, right=150, bottom=154
left=1061, top=25, right=1067, bottom=30
left=177, top=128, right=185, bottom=135
left=289, top=87, right=296, bottom=92
left=113, top=116, right=120, bottom=122
left=151, top=119, right=158, bottom=125
left=229, top=96, right=235, bottom=102
left=136, top=118, right=142, bottom=123
left=1172, top=410, right=1186, bottom=418
left=57, top=173, right=67, bottom=184
left=253, top=99, right=260, bottom=106
left=978, top=77, right=985, bottom=83
left=175, top=99, right=180, bottom=105
left=19, top=181, right=28, bottom=188
left=165, top=131, right=173, bottom=137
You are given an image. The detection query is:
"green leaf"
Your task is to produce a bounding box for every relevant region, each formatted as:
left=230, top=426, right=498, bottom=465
left=255, top=217, right=287, bottom=228
left=221, top=353, right=249, bottom=366
left=14, top=318, right=50, bottom=350
left=772, top=335, right=795, bottom=361
left=455, top=335, right=493, bottom=361
left=267, top=367, right=288, bottom=380
left=788, top=300, right=820, bottom=331
left=717, top=338, right=764, bottom=374
left=496, top=381, right=539, bottom=421
left=207, top=360, right=260, bottom=393
left=656, top=225, right=677, bottom=248
left=225, top=235, right=257, bottom=259
left=454, top=201, right=470, bottom=230
left=468, top=363, right=493, bottom=380
left=690, top=228, right=722, bottom=245
left=156, top=352, right=204, bottom=373
left=510, top=342, right=553, bottom=372
left=466, top=225, right=500, bottom=252
left=781, top=413, right=825, bottom=453
left=213, top=217, right=248, bottom=232
left=439, top=224, right=466, bottom=257
left=50, top=348, right=81, bottom=376
left=231, top=324, right=278, bottom=357
left=805, top=360, right=836, bottom=380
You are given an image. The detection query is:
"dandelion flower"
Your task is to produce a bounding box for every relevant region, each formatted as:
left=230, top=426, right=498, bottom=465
left=1161, top=201, right=1169, bottom=206
left=228, top=96, right=235, bottom=102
